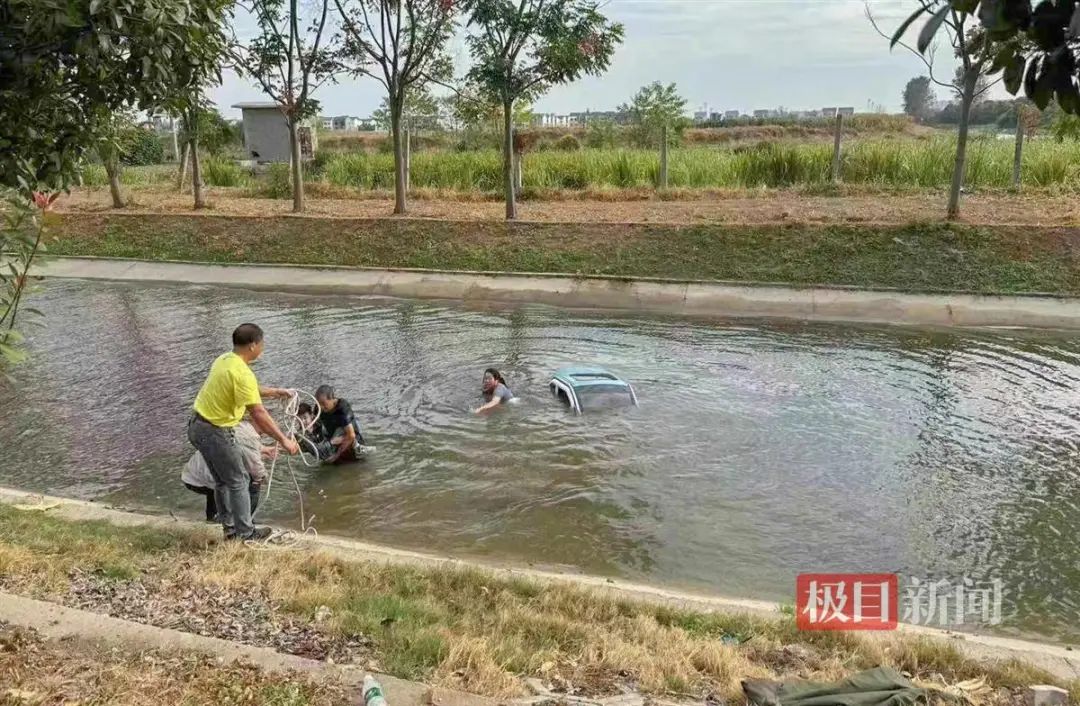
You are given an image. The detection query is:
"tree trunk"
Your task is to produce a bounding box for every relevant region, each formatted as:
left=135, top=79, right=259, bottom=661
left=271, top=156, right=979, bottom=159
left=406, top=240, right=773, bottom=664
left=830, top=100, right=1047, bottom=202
left=103, top=150, right=124, bottom=208
left=177, top=141, right=189, bottom=191
left=503, top=98, right=516, bottom=221
left=391, top=96, right=407, bottom=215
left=659, top=124, right=669, bottom=189
left=171, top=117, right=180, bottom=163
left=190, top=139, right=206, bottom=210
left=947, top=67, right=978, bottom=220
left=405, top=124, right=412, bottom=192
left=831, top=113, right=843, bottom=183
left=1012, top=109, right=1024, bottom=189
left=288, top=119, right=304, bottom=213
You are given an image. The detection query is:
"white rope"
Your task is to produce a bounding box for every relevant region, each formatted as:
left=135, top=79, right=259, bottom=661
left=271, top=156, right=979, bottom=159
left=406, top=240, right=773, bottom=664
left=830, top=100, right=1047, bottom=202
left=247, top=389, right=323, bottom=550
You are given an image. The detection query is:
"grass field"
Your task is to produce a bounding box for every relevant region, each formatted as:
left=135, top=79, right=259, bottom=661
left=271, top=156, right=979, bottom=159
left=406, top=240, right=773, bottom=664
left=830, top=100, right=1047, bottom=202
left=1, top=505, right=1075, bottom=702
left=84, top=135, right=1080, bottom=196
left=319, top=137, right=1080, bottom=191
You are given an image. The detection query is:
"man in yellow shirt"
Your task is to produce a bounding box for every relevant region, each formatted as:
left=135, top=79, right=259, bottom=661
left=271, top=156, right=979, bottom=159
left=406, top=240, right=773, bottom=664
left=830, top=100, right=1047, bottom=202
left=188, top=323, right=300, bottom=541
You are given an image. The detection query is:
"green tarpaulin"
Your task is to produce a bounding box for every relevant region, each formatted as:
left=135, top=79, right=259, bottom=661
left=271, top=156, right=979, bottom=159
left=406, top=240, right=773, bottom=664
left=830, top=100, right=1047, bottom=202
left=743, top=667, right=930, bottom=706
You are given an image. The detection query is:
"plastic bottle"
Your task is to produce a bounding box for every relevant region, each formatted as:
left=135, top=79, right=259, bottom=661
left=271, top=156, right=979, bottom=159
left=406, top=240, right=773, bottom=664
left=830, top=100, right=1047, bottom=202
left=363, top=675, right=388, bottom=706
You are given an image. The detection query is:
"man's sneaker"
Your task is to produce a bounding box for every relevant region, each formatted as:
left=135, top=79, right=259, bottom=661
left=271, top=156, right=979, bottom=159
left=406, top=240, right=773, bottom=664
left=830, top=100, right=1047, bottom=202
left=244, top=526, right=273, bottom=542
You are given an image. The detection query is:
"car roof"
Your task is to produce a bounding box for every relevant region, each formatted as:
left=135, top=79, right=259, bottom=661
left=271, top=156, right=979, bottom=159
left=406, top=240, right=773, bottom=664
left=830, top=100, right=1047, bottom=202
left=550, top=367, right=631, bottom=389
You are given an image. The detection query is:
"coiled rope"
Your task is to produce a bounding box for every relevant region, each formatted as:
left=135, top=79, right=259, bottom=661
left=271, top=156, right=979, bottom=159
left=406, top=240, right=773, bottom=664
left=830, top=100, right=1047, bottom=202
left=245, top=389, right=323, bottom=549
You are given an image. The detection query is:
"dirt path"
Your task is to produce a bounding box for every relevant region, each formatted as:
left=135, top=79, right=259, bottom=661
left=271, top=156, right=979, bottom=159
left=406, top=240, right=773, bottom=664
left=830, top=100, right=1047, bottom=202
left=58, top=187, right=1080, bottom=226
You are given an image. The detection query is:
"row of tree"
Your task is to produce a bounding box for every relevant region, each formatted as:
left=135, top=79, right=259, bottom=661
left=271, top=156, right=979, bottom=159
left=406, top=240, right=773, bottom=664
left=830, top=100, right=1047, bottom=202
left=880, top=0, right=1080, bottom=219
left=3, top=0, right=624, bottom=217
left=902, top=72, right=1049, bottom=128
left=368, top=79, right=687, bottom=145
left=0, top=0, right=621, bottom=370
left=232, top=0, right=623, bottom=219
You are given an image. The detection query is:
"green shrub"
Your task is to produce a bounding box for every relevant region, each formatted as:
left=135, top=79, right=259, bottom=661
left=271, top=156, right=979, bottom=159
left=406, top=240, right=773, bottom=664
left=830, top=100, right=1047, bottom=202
left=80, top=164, right=107, bottom=186
left=305, top=151, right=333, bottom=179
left=258, top=163, right=294, bottom=199
left=585, top=120, right=617, bottom=149
left=454, top=129, right=501, bottom=152
left=203, top=158, right=250, bottom=187
left=554, top=134, right=582, bottom=152
left=120, top=128, right=165, bottom=166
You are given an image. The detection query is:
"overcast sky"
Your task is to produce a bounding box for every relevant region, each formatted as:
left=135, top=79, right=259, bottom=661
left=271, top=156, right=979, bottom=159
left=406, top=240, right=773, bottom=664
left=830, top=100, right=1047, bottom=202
left=212, top=0, right=999, bottom=119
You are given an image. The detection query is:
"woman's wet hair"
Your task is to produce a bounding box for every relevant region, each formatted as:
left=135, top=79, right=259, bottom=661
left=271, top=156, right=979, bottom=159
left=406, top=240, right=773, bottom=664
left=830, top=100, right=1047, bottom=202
left=484, top=368, right=506, bottom=385
left=297, top=402, right=315, bottom=416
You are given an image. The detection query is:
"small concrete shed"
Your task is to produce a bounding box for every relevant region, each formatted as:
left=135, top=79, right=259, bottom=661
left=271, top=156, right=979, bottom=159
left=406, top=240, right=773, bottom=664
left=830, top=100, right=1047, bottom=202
left=233, top=102, right=317, bottom=163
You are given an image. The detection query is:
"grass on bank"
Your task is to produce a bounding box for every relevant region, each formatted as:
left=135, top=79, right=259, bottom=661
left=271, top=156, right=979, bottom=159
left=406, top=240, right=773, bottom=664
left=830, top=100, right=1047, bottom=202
left=51, top=213, right=1080, bottom=296
left=80, top=136, right=1080, bottom=195
left=0, top=622, right=344, bottom=706
left=0, top=505, right=1075, bottom=702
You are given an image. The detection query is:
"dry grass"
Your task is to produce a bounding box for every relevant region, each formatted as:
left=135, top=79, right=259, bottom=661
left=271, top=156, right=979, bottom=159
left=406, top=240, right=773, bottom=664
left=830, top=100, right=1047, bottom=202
left=313, top=117, right=921, bottom=154
left=0, top=505, right=1074, bottom=703
left=56, top=184, right=1080, bottom=227
left=0, top=509, right=213, bottom=592
left=0, top=623, right=345, bottom=706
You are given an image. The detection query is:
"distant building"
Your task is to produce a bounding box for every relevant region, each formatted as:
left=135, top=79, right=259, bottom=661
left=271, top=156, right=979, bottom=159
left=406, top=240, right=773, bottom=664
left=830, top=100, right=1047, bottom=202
left=821, top=107, right=837, bottom=117
left=568, top=110, right=632, bottom=125
left=321, top=115, right=365, bottom=131
left=142, top=114, right=176, bottom=135
left=532, top=113, right=574, bottom=127
left=234, top=102, right=317, bottom=163
left=724, top=110, right=741, bottom=120
left=837, top=106, right=856, bottom=116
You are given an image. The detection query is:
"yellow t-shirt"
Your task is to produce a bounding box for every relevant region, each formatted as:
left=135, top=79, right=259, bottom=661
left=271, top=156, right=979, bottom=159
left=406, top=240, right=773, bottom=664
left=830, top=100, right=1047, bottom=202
left=192, top=352, right=262, bottom=427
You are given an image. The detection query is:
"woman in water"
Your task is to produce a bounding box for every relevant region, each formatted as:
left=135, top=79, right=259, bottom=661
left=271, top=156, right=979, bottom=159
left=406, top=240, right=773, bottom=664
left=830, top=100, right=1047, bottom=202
left=475, top=368, right=513, bottom=414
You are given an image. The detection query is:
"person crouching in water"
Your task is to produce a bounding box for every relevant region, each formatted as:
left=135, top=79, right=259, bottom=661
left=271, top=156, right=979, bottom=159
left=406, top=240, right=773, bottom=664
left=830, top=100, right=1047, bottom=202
left=475, top=368, right=513, bottom=414
left=182, top=417, right=278, bottom=522
left=296, top=402, right=320, bottom=442
left=314, top=385, right=366, bottom=465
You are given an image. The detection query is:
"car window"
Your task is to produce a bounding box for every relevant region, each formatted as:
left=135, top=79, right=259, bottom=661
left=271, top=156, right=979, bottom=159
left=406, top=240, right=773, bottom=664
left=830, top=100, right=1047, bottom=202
left=576, top=385, right=633, bottom=409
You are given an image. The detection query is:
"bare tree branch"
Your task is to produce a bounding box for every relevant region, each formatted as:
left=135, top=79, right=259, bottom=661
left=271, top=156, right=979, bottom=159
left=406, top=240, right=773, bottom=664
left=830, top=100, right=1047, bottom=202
left=865, top=4, right=953, bottom=91
left=248, top=0, right=291, bottom=96
left=975, top=74, right=1003, bottom=98
left=334, top=0, right=393, bottom=88
left=299, top=0, right=331, bottom=103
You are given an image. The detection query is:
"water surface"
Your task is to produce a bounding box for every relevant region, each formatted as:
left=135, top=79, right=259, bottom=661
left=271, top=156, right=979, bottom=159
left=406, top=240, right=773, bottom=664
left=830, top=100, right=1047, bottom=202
left=2, top=279, right=1079, bottom=643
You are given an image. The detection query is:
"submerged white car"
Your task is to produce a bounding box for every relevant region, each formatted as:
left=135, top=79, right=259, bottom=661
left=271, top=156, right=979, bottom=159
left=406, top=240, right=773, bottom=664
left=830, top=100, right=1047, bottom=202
left=549, top=367, right=638, bottom=414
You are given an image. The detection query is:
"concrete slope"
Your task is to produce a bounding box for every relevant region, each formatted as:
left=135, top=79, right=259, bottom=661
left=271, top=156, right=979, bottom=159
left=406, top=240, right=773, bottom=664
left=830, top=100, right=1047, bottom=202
left=32, top=256, right=1080, bottom=329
